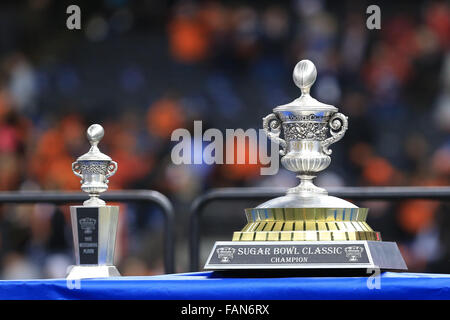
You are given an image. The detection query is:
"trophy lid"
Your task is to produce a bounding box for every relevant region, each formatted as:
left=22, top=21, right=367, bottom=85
left=76, top=124, right=112, bottom=161
left=274, top=59, right=338, bottom=112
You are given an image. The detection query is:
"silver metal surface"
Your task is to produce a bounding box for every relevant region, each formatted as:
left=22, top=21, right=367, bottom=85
left=256, top=194, right=357, bottom=209
left=72, top=124, right=117, bottom=207
left=66, top=265, right=120, bottom=280
left=262, top=60, right=349, bottom=206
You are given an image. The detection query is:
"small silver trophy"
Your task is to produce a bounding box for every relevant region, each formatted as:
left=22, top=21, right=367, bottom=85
left=66, top=124, right=121, bottom=279
left=205, top=60, right=407, bottom=271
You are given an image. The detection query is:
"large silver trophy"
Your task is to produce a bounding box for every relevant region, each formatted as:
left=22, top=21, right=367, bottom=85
left=66, top=124, right=120, bottom=279
left=205, top=60, right=407, bottom=271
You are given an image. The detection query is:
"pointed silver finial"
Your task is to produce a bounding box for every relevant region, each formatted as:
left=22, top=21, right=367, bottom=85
left=293, top=59, right=317, bottom=96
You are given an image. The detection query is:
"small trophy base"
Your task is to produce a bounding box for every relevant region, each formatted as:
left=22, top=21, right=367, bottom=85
left=204, top=241, right=407, bottom=271
left=66, top=265, right=120, bottom=280
left=68, top=205, right=120, bottom=279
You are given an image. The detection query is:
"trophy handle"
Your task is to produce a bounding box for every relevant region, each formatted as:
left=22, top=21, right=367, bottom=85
left=263, top=113, right=287, bottom=156
left=72, top=162, right=83, bottom=180
left=321, top=112, right=348, bottom=155
left=106, top=161, right=118, bottom=178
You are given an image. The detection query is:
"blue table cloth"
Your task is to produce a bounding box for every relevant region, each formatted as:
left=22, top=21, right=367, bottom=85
left=0, top=271, right=449, bottom=300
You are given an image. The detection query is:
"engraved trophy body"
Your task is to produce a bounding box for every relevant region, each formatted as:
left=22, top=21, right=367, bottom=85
left=205, top=60, right=407, bottom=271
left=66, top=124, right=121, bottom=279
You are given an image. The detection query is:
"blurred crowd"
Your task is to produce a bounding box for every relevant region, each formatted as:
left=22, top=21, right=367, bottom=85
left=0, top=0, right=449, bottom=278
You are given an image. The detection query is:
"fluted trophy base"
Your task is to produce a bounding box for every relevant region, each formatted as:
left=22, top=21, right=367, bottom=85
left=205, top=206, right=407, bottom=271
left=66, top=265, right=120, bottom=279
left=233, top=207, right=380, bottom=241
left=233, top=229, right=380, bottom=242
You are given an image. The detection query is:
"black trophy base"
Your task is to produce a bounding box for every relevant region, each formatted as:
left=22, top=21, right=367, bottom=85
left=204, top=240, right=407, bottom=271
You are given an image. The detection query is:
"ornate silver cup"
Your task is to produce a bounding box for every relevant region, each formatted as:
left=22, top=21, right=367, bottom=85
left=72, top=124, right=117, bottom=206
left=263, top=60, right=348, bottom=197
left=67, top=124, right=120, bottom=279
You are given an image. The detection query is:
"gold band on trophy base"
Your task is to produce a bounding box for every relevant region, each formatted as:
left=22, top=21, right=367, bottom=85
left=232, top=207, right=381, bottom=242
left=233, top=230, right=380, bottom=242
